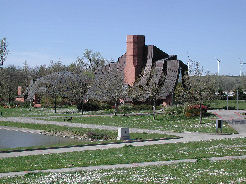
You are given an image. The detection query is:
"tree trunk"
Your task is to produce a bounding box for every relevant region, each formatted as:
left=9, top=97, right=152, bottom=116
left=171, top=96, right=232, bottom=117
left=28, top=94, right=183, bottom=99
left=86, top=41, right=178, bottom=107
left=54, top=94, right=57, bottom=113
left=237, top=89, right=239, bottom=111
left=153, top=99, right=156, bottom=120
left=227, top=94, right=229, bottom=110
left=8, top=92, right=11, bottom=105
left=114, top=100, right=117, bottom=116
left=81, top=101, right=84, bottom=115
left=29, top=100, right=32, bottom=111
left=199, top=102, right=203, bottom=124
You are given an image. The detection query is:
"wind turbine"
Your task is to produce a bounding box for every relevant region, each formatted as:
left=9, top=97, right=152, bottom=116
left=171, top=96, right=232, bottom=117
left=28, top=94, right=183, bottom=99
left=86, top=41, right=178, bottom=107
left=216, top=59, right=221, bottom=75
left=239, top=58, right=246, bottom=76
left=187, top=55, right=190, bottom=74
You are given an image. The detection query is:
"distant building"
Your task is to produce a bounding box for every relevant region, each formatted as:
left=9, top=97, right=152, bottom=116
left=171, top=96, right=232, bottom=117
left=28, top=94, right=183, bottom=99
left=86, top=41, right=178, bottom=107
left=96, top=35, right=188, bottom=106
left=15, top=86, right=25, bottom=103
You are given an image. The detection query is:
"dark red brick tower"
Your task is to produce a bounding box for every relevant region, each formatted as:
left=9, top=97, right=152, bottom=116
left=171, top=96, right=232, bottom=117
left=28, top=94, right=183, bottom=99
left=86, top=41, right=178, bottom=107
left=124, top=35, right=145, bottom=86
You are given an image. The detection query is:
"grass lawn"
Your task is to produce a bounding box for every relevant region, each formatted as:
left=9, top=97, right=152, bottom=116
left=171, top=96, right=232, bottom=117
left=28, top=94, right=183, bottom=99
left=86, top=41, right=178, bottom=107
left=0, top=106, right=237, bottom=133
left=47, top=114, right=237, bottom=134
left=0, top=138, right=245, bottom=173
left=0, top=106, right=152, bottom=117
left=1, top=159, right=246, bottom=183
left=0, top=107, right=80, bottom=117
left=209, top=100, right=246, bottom=110
left=0, top=121, right=177, bottom=152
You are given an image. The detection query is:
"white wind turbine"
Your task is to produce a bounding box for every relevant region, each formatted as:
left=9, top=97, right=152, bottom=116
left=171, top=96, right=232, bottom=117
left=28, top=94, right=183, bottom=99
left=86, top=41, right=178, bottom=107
left=239, top=58, right=246, bottom=76
left=216, top=59, right=221, bottom=75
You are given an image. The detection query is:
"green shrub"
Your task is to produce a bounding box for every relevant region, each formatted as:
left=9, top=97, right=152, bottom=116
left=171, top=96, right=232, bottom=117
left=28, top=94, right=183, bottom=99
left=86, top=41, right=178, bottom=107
left=132, top=104, right=153, bottom=111
left=164, top=106, right=184, bottom=116
left=14, top=101, right=30, bottom=108
left=41, top=95, right=53, bottom=107
left=99, top=103, right=112, bottom=110
left=86, top=131, right=111, bottom=140
left=184, top=105, right=208, bottom=117
left=119, top=104, right=133, bottom=115
left=222, top=106, right=235, bottom=110
left=77, top=100, right=100, bottom=112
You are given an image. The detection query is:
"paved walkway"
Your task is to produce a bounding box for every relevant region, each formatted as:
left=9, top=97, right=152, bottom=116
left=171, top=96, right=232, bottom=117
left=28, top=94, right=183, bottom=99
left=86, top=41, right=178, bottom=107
left=209, top=110, right=246, bottom=121
left=209, top=110, right=246, bottom=134
left=1, top=155, right=246, bottom=178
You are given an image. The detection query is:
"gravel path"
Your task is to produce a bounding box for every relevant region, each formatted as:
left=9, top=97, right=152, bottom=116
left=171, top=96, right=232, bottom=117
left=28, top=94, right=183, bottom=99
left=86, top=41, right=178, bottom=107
left=1, top=155, right=246, bottom=179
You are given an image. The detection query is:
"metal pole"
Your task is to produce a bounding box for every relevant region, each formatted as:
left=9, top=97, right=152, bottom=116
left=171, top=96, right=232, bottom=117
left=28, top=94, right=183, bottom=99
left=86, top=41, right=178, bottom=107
left=227, top=94, right=229, bottom=110
left=237, top=89, right=239, bottom=110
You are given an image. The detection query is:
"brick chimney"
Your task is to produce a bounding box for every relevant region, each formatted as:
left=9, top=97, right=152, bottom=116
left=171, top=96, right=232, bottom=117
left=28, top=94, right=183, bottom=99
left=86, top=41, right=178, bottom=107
left=17, top=86, right=22, bottom=96
left=124, top=35, right=145, bottom=86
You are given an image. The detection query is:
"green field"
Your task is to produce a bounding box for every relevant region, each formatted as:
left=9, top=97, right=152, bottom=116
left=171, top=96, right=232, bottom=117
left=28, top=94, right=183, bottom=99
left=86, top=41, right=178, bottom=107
left=0, top=106, right=238, bottom=134
left=209, top=100, right=246, bottom=110
left=1, top=159, right=245, bottom=183
left=0, top=106, right=152, bottom=117
left=47, top=114, right=237, bottom=134
left=0, top=138, right=245, bottom=173
left=0, top=107, right=244, bottom=182
left=0, top=107, right=79, bottom=117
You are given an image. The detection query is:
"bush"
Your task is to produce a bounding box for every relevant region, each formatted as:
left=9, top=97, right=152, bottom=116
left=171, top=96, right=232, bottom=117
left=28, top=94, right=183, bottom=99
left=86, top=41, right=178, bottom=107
left=164, top=106, right=184, bottom=116
left=222, top=106, right=235, bottom=110
left=99, top=103, right=112, bottom=110
left=86, top=131, right=111, bottom=140
left=132, top=104, right=153, bottom=111
left=41, top=96, right=53, bottom=108
left=77, top=100, right=100, bottom=112
left=16, top=101, right=30, bottom=108
left=184, top=104, right=208, bottom=117
left=119, top=104, right=133, bottom=115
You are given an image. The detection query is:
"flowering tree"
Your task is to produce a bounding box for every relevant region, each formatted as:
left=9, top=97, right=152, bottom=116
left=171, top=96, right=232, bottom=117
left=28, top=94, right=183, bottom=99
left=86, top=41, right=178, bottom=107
left=90, top=63, right=128, bottom=115
left=175, top=60, right=216, bottom=123
left=130, top=70, right=166, bottom=119
left=27, top=71, right=91, bottom=113
left=0, top=38, right=8, bottom=66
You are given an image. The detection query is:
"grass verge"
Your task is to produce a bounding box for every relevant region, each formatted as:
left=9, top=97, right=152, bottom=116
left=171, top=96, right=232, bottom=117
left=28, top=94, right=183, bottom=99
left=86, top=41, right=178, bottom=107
left=0, top=107, right=239, bottom=134
left=47, top=114, right=237, bottom=134
left=0, top=138, right=245, bottom=173
left=209, top=100, right=246, bottom=110
left=1, top=159, right=246, bottom=183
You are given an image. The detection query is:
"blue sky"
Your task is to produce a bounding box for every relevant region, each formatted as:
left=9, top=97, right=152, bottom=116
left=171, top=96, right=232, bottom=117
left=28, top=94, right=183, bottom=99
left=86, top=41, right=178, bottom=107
left=1, top=0, right=246, bottom=75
